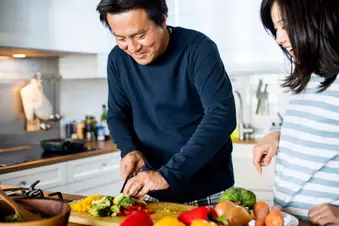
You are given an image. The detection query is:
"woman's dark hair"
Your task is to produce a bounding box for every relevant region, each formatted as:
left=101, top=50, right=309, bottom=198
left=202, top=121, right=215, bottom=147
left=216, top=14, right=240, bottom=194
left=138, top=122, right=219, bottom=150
left=96, top=0, right=168, bottom=29
left=260, top=0, right=339, bottom=93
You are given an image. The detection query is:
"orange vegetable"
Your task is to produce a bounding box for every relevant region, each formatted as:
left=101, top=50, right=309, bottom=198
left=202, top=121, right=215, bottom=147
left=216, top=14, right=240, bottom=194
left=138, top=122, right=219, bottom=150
left=253, top=202, right=270, bottom=219
left=253, top=202, right=269, bottom=226
left=265, top=207, right=284, bottom=226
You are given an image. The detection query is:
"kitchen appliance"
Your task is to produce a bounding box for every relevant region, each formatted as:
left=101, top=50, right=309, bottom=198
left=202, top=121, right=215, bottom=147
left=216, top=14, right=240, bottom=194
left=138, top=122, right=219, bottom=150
left=40, top=139, right=85, bottom=153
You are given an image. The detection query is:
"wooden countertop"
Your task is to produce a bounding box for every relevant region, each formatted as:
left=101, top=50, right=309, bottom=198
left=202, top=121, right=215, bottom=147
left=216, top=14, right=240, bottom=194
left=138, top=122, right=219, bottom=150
left=0, top=184, right=312, bottom=226
left=0, top=140, right=119, bottom=174
left=232, top=139, right=257, bottom=145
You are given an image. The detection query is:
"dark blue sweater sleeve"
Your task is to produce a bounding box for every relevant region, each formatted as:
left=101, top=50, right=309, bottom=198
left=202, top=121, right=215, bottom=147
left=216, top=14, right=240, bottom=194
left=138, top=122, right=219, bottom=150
left=106, top=52, right=139, bottom=158
left=158, top=39, right=236, bottom=195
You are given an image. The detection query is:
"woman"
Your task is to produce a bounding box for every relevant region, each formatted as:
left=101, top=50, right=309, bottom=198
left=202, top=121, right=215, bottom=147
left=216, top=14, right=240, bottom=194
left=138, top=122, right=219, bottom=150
left=253, top=0, right=339, bottom=224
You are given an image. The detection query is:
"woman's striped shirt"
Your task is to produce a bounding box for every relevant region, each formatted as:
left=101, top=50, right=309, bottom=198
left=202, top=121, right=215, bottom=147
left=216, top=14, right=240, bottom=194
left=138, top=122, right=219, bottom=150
left=274, top=74, right=339, bottom=221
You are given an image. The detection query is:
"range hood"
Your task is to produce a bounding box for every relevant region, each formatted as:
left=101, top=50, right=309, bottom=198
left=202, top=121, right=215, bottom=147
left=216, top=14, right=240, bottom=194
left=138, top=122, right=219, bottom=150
left=0, top=47, right=83, bottom=58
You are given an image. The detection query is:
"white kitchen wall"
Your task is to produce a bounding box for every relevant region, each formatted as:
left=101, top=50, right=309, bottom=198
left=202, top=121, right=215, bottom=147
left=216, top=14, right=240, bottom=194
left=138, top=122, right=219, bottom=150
left=59, top=78, right=108, bottom=137
left=176, top=0, right=285, bottom=72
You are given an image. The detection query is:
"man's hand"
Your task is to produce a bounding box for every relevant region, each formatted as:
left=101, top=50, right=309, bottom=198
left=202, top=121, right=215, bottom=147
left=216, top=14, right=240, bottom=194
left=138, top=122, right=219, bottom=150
left=123, top=171, right=169, bottom=198
left=309, top=203, right=339, bottom=225
left=120, top=151, right=146, bottom=179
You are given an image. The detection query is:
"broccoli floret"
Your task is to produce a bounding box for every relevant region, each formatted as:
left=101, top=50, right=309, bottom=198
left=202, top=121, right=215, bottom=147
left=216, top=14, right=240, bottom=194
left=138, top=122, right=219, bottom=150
left=219, top=187, right=256, bottom=209
left=240, top=189, right=256, bottom=209
left=89, top=204, right=111, bottom=217
left=4, top=214, right=22, bottom=222
left=92, top=196, right=113, bottom=208
left=113, top=193, right=126, bottom=205
left=89, top=196, right=114, bottom=217
left=119, top=196, right=134, bottom=208
left=219, top=187, right=241, bottom=203
left=110, top=205, right=120, bottom=216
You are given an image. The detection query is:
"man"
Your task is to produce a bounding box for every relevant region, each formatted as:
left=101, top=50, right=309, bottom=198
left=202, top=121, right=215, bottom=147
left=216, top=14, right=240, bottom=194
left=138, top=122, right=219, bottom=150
left=96, top=0, right=236, bottom=205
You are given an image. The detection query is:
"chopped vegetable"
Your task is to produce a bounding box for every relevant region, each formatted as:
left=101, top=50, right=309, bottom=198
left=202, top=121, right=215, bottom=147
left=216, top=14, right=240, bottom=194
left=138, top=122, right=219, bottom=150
left=113, top=193, right=126, bottom=205
left=191, top=220, right=219, bottom=226
left=70, top=195, right=104, bottom=213
left=219, top=187, right=256, bottom=209
left=120, top=211, right=153, bottom=226
left=89, top=196, right=114, bottom=217
left=154, top=216, right=185, bottom=226
left=4, top=214, right=22, bottom=222
left=178, top=206, right=218, bottom=225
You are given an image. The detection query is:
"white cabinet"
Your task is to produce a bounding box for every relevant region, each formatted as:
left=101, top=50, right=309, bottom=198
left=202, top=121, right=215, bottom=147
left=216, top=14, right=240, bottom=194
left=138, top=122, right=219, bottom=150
left=0, top=0, right=113, bottom=54
left=0, top=162, right=68, bottom=190
left=232, top=143, right=275, bottom=206
left=0, top=152, right=123, bottom=196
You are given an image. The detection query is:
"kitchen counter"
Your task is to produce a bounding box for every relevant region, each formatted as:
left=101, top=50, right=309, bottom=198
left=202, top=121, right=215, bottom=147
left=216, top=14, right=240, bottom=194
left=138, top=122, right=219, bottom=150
left=0, top=184, right=312, bottom=226
left=232, top=139, right=257, bottom=145
left=0, top=140, right=119, bottom=174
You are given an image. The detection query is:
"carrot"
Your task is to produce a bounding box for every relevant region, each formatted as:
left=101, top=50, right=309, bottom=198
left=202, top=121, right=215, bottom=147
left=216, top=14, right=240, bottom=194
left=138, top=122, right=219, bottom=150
left=253, top=202, right=270, bottom=226
left=265, top=207, right=284, bottom=226
left=255, top=217, right=266, bottom=226
left=253, top=202, right=270, bottom=219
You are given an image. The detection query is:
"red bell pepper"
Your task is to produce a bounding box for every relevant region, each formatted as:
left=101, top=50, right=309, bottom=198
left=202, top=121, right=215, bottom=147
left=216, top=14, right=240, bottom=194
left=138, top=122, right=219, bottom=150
left=178, top=206, right=219, bottom=225
left=120, top=211, right=153, bottom=226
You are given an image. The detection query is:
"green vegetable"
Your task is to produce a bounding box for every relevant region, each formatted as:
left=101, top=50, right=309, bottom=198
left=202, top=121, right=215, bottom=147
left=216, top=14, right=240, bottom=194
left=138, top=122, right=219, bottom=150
left=219, top=187, right=256, bottom=209
left=113, top=193, right=126, bottom=205
left=110, top=205, right=120, bottom=216
left=89, top=205, right=111, bottom=217
left=89, top=196, right=114, bottom=217
left=4, top=214, right=22, bottom=222
left=120, top=197, right=134, bottom=208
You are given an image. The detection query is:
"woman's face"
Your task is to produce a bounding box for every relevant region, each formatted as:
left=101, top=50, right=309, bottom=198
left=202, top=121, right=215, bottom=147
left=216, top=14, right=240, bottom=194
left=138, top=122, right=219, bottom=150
left=271, top=2, right=294, bottom=57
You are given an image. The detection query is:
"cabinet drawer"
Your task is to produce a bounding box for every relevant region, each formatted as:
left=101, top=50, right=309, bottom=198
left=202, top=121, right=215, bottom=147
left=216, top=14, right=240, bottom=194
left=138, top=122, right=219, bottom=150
left=0, top=163, right=67, bottom=189
left=67, top=152, right=121, bottom=182
left=70, top=173, right=124, bottom=196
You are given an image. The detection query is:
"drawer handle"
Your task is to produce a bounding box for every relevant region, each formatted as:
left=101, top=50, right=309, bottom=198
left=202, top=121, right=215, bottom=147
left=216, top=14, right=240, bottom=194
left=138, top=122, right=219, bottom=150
left=19, top=181, right=27, bottom=187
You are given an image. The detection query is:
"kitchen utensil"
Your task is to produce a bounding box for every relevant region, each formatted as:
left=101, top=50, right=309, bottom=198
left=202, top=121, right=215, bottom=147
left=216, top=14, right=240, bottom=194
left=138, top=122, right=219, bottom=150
left=69, top=202, right=195, bottom=226
left=34, top=73, right=53, bottom=121
left=255, top=79, right=263, bottom=114
left=0, top=198, right=71, bottom=225
left=120, top=174, right=133, bottom=193
left=40, top=139, right=85, bottom=153
left=0, top=188, right=41, bottom=222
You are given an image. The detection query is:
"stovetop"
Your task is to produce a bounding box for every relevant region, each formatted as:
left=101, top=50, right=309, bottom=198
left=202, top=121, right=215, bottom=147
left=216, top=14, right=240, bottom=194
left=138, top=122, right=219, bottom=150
left=1, top=180, right=73, bottom=203
left=0, top=144, right=101, bottom=167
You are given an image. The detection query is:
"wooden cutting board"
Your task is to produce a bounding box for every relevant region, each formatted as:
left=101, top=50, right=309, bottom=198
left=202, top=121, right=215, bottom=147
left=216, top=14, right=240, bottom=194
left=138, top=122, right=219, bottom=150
left=69, top=202, right=195, bottom=226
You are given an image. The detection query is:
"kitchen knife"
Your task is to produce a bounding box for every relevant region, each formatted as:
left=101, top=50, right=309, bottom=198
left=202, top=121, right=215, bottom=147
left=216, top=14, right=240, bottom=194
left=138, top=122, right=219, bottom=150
left=120, top=174, right=133, bottom=193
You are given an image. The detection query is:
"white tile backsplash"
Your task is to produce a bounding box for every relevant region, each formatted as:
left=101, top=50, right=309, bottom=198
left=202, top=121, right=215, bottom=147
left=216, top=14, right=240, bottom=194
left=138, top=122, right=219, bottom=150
left=59, top=78, right=108, bottom=137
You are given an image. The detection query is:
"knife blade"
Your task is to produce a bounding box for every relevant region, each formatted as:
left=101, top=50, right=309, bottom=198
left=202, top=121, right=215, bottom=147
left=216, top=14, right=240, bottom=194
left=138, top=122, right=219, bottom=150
left=120, top=174, right=133, bottom=193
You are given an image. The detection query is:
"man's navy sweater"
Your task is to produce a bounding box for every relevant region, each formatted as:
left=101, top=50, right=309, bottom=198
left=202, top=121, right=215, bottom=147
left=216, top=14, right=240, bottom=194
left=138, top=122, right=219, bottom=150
left=107, top=26, right=236, bottom=202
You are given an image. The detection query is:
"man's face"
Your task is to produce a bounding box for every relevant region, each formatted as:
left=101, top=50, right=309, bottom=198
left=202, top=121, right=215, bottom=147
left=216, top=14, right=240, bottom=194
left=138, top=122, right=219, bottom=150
left=107, top=9, right=167, bottom=65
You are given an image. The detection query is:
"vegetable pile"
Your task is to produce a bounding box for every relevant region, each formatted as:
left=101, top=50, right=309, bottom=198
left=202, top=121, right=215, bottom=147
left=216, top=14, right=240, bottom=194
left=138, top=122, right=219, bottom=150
left=71, top=188, right=285, bottom=226
left=71, top=193, right=152, bottom=217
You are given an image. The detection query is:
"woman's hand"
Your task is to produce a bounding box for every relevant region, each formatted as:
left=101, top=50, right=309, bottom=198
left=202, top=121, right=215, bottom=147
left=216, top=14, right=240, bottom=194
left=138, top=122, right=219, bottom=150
left=309, top=203, right=339, bottom=225
left=252, top=131, right=280, bottom=174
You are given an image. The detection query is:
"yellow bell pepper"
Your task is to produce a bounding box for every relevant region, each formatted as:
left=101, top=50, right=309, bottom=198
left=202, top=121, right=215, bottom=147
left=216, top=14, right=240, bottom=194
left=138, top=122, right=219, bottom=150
left=154, top=216, right=185, bottom=226
left=191, top=219, right=219, bottom=226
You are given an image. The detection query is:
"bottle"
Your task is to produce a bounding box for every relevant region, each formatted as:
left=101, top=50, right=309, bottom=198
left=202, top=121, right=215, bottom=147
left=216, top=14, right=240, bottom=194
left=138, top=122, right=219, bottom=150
left=100, top=104, right=110, bottom=140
